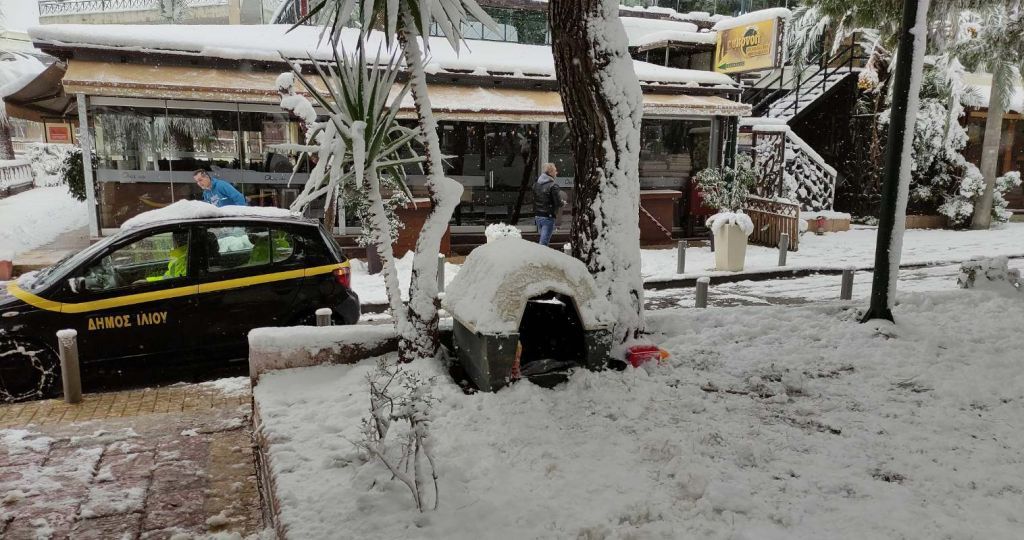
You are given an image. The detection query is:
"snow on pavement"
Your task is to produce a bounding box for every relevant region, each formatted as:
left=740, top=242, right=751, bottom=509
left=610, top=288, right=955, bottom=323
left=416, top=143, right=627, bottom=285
left=349, top=223, right=1024, bottom=305
left=254, top=288, right=1024, bottom=539
left=0, top=187, right=87, bottom=260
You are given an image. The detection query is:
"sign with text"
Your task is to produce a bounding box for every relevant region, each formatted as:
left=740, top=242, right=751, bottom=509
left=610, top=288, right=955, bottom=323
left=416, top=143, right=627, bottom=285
left=714, top=18, right=784, bottom=74
left=47, top=125, right=71, bottom=143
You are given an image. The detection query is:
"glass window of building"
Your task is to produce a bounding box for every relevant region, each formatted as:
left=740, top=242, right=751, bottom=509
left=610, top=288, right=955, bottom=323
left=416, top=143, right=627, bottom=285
left=90, top=103, right=174, bottom=228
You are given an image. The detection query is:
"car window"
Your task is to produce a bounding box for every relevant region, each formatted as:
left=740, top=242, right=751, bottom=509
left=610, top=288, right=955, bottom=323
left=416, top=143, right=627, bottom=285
left=205, top=226, right=274, bottom=273
left=269, top=229, right=298, bottom=264
left=81, top=230, right=190, bottom=292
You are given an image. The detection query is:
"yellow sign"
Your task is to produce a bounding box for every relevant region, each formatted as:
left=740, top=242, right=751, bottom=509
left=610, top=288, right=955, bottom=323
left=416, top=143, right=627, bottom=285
left=715, top=18, right=783, bottom=74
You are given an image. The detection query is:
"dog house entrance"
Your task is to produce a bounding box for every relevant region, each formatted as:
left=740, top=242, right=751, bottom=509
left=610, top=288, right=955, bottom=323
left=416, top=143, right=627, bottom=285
left=517, top=292, right=587, bottom=382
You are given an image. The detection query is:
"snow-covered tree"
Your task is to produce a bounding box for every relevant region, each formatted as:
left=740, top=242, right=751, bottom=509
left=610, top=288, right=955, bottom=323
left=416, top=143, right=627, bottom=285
left=549, top=0, right=646, bottom=346
left=277, top=44, right=423, bottom=342
left=954, top=8, right=1024, bottom=229
left=297, top=0, right=498, bottom=362
left=159, top=0, right=190, bottom=23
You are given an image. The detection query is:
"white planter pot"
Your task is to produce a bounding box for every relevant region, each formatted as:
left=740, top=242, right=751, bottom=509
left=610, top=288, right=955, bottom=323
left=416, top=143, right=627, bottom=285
left=713, top=223, right=748, bottom=272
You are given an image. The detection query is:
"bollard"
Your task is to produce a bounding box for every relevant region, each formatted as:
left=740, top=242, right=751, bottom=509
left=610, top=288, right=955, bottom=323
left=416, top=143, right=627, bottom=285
left=709, top=234, right=715, bottom=253
left=676, top=240, right=687, bottom=274
left=778, top=233, right=789, bottom=266
left=315, top=308, right=332, bottom=327
left=437, top=253, right=446, bottom=293
left=562, top=243, right=571, bottom=255
left=56, top=330, right=82, bottom=404
left=840, top=267, right=855, bottom=300
left=695, top=277, right=710, bottom=308
left=365, top=245, right=383, bottom=275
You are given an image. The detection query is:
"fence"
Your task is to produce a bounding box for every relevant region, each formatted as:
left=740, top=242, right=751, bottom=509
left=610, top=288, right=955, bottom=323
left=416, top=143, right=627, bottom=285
left=0, top=160, right=34, bottom=198
left=743, top=195, right=800, bottom=252
left=38, top=0, right=226, bottom=16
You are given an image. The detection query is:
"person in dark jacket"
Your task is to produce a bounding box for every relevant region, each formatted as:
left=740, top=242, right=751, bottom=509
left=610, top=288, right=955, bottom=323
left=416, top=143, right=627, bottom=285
left=194, top=169, right=247, bottom=207
left=533, top=163, right=564, bottom=246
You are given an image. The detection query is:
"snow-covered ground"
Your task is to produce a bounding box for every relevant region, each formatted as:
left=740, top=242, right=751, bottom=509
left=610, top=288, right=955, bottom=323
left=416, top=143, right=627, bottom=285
left=0, top=187, right=87, bottom=260
left=253, top=287, right=1024, bottom=539
left=349, top=224, right=1024, bottom=305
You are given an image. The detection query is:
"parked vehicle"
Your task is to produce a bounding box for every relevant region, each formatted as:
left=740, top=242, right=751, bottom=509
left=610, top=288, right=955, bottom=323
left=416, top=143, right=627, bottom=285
left=0, top=215, right=359, bottom=402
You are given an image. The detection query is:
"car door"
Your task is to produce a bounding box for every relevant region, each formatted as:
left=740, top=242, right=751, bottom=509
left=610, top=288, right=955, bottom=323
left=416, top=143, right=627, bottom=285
left=194, top=223, right=302, bottom=362
left=59, top=225, right=199, bottom=371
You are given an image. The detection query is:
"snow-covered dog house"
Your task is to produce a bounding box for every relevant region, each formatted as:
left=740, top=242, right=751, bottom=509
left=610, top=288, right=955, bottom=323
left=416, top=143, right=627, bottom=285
left=443, top=238, right=615, bottom=391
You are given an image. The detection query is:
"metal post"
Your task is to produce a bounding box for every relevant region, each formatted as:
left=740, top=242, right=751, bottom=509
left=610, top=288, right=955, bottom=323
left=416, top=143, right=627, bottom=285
left=778, top=233, right=789, bottom=266
left=75, top=93, right=99, bottom=238
left=56, top=330, right=82, bottom=404
left=695, top=277, right=709, bottom=308
left=437, top=253, right=445, bottom=293
left=365, top=245, right=382, bottom=275
left=709, top=233, right=715, bottom=253
left=562, top=243, right=571, bottom=255
left=676, top=240, right=687, bottom=274
left=840, top=267, right=855, bottom=300
left=538, top=122, right=550, bottom=176
left=315, top=308, right=332, bottom=327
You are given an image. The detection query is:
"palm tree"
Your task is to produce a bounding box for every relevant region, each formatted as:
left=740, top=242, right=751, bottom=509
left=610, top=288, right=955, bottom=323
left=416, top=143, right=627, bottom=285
left=296, top=0, right=497, bottom=362
left=957, top=10, right=1024, bottom=229
left=280, top=41, right=424, bottom=342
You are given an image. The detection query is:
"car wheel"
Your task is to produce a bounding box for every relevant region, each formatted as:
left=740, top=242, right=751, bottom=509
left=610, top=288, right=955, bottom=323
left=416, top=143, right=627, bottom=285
left=0, top=337, right=60, bottom=403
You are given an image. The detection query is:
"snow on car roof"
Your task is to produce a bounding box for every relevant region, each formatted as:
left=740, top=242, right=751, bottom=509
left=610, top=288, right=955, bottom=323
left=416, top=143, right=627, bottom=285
left=120, top=200, right=302, bottom=231
left=29, top=24, right=737, bottom=89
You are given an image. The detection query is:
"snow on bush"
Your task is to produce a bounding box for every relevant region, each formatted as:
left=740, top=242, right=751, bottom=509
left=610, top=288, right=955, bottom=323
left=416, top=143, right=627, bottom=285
left=957, top=256, right=1022, bottom=292
left=483, top=222, right=521, bottom=243
left=22, top=143, right=76, bottom=187
left=705, top=211, right=754, bottom=237
left=693, top=154, right=754, bottom=211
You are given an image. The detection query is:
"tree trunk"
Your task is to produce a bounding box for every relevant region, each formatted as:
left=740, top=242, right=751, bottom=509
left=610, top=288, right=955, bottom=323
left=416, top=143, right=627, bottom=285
left=970, top=70, right=1006, bottom=230
left=0, top=121, right=15, bottom=160
left=398, top=23, right=463, bottom=362
left=862, top=0, right=930, bottom=323
left=550, top=0, right=645, bottom=345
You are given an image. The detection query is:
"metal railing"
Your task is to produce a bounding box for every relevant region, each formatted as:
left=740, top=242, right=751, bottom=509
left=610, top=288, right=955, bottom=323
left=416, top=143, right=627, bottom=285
left=743, top=38, right=868, bottom=119
left=38, top=0, right=226, bottom=16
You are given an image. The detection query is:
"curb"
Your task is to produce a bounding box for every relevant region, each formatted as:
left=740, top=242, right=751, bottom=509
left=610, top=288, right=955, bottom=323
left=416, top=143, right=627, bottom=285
left=359, top=254, right=1024, bottom=314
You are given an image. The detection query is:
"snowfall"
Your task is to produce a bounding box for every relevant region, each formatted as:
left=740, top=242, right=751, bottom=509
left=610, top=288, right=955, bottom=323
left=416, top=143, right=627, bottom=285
left=253, top=283, right=1024, bottom=539
left=348, top=222, right=1024, bottom=305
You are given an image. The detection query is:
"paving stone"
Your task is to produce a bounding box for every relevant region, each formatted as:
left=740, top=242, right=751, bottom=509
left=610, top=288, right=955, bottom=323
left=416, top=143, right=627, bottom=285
left=151, top=461, right=207, bottom=493
left=69, top=512, right=142, bottom=539
left=2, top=510, right=75, bottom=540
left=96, top=452, right=156, bottom=481
left=80, top=478, right=149, bottom=518
left=141, top=489, right=205, bottom=532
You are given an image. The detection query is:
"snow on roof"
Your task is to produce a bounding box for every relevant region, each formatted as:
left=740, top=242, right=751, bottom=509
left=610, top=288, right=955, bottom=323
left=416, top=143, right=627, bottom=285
left=962, top=73, right=1024, bottom=113
left=442, top=237, right=615, bottom=335
left=620, top=17, right=717, bottom=48
left=712, top=8, right=792, bottom=31
left=120, top=200, right=300, bottom=231
left=29, top=24, right=737, bottom=89
left=0, top=52, right=46, bottom=98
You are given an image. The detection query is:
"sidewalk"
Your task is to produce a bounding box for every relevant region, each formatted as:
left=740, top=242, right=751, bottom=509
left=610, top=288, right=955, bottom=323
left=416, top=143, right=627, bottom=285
left=0, top=379, right=262, bottom=539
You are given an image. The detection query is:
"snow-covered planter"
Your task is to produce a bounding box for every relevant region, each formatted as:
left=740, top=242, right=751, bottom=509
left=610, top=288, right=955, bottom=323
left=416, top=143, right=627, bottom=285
left=706, top=211, right=753, bottom=272
left=442, top=237, right=614, bottom=391
left=484, top=222, right=521, bottom=243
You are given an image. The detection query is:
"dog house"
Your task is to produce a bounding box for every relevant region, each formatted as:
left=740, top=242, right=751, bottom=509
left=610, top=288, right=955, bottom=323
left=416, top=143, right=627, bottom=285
left=443, top=238, right=615, bottom=391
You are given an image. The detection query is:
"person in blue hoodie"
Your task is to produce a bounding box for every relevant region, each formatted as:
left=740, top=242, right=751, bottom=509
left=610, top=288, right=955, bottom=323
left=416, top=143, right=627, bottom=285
left=193, top=169, right=247, bottom=207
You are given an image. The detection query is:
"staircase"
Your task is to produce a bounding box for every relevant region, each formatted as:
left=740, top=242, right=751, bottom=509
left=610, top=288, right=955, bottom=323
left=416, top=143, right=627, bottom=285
left=741, top=42, right=866, bottom=212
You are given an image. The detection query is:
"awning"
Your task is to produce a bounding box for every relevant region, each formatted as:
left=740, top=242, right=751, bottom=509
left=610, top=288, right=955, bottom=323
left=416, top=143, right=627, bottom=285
left=24, top=59, right=750, bottom=121
left=3, top=62, right=72, bottom=122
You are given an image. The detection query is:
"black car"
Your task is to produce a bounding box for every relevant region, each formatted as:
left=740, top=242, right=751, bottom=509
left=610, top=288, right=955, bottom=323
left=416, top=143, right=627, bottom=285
left=0, top=215, right=359, bottom=402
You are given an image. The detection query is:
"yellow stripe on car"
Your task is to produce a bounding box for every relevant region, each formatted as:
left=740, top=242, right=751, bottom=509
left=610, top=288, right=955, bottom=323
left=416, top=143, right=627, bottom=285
left=5, top=261, right=350, bottom=314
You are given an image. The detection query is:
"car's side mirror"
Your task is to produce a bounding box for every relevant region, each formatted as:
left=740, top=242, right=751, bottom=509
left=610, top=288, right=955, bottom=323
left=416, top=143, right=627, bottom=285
left=68, top=277, right=86, bottom=293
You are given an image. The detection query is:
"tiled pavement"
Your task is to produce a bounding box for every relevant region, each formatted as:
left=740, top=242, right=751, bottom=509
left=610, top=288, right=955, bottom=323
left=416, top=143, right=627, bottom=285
left=0, top=381, right=265, bottom=539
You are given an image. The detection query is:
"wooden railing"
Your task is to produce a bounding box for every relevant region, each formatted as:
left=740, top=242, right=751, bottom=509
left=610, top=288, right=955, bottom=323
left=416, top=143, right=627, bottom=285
left=0, top=160, right=34, bottom=198
left=743, top=195, right=800, bottom=252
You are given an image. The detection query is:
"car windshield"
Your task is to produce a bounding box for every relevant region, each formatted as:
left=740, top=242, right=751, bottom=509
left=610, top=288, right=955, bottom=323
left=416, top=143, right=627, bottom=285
left=22, top=234, right=120, bottom=292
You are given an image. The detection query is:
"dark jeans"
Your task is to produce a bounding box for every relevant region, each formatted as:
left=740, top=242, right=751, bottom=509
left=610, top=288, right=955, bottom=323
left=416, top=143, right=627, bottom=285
left=535, top=216, right=556, bottom=246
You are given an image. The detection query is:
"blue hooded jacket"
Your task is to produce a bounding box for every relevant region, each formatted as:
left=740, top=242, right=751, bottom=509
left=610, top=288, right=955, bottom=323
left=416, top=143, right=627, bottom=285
left=202, top=177, right=247, bottom=207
